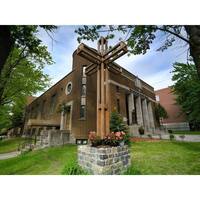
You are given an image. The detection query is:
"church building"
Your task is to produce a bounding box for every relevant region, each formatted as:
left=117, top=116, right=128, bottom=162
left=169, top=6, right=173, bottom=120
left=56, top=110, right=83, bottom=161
left=23, top=40, right=157, bottom=141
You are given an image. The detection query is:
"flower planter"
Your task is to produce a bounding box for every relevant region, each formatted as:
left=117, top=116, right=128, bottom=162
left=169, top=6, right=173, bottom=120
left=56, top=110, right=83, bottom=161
left=78, top=145, right=131, bottom=175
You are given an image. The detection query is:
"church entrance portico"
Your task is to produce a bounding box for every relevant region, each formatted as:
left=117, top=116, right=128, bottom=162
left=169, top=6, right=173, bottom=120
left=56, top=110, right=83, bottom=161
left=127, top=91, right=155, bottom=136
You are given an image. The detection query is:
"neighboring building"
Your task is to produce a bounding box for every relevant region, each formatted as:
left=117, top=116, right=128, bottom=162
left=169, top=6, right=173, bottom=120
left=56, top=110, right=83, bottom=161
left=155, top=87, right=190, bottom=131
left=23, top=43, right=157, bottom=142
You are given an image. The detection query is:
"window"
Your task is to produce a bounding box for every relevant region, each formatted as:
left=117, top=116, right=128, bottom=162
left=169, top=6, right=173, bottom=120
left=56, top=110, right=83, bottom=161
left=82, top=65, right=87, bottom=77
left=66, top=82, right=72, bottom=95
left=80, top=65, right=87, bottom=118
left=156, top=95, right=160, bottom=102
left=82, top=77, right=86, bottom=84
left=81, top=97, right=86, bottom=105
left=81, top=85, right=86, bottom=96
left=80, top=105, right=86, bottom=118
left=117, top=99, right=120, bottom=113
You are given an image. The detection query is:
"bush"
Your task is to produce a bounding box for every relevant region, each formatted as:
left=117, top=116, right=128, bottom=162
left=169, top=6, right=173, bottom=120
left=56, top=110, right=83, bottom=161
left=169, top=134, right=175, bottom=140
left=62, top=159, right=88, bottom=175
left=168, top=130, right=173, bottom=134
left=138, top=126, right=144, bottom=135
left=88, top=111, right=130, bottom=147
left=110, top=111, right=128, bottom=133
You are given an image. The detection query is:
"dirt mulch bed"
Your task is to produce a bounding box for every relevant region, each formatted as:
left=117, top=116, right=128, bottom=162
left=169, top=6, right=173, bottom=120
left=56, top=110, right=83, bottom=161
left=130, top=137, right=161, bottom=142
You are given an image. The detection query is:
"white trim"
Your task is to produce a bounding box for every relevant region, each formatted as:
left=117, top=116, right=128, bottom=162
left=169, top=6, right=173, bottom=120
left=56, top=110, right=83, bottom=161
left=108, top=79, right=156, bottom=103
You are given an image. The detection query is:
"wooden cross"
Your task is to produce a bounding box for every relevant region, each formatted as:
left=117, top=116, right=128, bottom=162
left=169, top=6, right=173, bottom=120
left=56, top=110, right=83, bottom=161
left=77, top=37, right=128, bottom=139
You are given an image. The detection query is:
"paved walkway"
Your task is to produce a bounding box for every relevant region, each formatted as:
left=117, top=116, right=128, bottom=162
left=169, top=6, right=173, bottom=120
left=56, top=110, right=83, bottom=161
left=0, top=151, right=20, bottom=160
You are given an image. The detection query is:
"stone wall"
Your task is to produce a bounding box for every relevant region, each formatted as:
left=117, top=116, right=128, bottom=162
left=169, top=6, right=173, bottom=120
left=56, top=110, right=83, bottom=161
left=36, top=130, right=75, bottom=149
left=78, top=145, right=131, bottom=175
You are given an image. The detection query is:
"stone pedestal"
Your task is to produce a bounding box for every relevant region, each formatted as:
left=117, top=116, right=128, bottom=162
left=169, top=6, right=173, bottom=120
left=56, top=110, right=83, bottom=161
left=78, top=145, right=131, bottom=175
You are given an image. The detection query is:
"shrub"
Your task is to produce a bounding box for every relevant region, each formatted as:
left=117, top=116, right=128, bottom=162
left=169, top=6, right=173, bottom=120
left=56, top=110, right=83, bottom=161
left=62, top=159, right=88, bottom=175
left=169, top=134, right=175, bottom=140
left=110, top=111, right=128, bottom=133
left=88, top=111, right=130, bottom=147
left=168, top=129, right=173, bottom=134
left=138, top=126, right=145, bottom=135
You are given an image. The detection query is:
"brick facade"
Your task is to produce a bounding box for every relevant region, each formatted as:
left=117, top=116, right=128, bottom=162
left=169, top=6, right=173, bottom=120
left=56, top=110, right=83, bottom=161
left=155, top=87, right=189, bottom=130
left=23, top=44, right=157, bottom=140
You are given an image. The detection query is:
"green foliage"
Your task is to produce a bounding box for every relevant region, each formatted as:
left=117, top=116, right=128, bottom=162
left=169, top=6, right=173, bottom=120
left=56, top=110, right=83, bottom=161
left=168, top=130, right=173, bottom=134
left=75, top=26, right=200, bottom=78
left=62, top=159, right=88, bottom=175
left=110, top=111, right=128, bottom=133
left=155, top=103, right=168, bottom=124
left=0, top=26, right=56, bottom=132
left=0, top=142, right=200, bottom=175
left=0, top=105, right=12, bottom=131
left=9, top=25, right=56, bottom=66
left=0, top=48, right=50, bottom=132
left=0, top=144, right=77, bottom=175
left=75, top=25, right=187, bottom=56
left=0, top=137, right=26, bottom=154
left=172, top=62, right=200, bottom=124
left=138, top=126, right=145, bottom=135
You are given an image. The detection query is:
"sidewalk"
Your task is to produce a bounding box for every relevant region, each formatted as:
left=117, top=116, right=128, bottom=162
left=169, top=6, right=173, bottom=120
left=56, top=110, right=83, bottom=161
left=0, top=151, right=20, bottom=160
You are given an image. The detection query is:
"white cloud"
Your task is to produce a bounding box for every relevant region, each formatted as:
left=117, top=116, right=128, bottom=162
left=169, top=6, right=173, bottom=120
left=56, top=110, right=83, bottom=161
left=36, top=26, right=188, bottom=96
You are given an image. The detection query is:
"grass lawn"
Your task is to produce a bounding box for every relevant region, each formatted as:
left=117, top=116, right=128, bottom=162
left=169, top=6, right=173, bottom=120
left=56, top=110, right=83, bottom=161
left=0, top=141, right=199, bottom=175
left=0, top=137, right=26, bottom=154
left=0, top=144, right=77, bottom=175
left=126, top=141, right=200, bottom=175
left=173, top=131, right=200, bottom=135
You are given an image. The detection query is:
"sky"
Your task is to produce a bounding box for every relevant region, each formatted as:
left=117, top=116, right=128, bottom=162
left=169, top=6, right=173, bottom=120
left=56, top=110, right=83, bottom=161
left=37, top=25, right=189, bottom=95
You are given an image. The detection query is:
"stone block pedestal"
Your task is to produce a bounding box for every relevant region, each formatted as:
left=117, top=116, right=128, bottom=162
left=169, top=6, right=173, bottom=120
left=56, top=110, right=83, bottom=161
left=78, top=145, right=131, bottom=175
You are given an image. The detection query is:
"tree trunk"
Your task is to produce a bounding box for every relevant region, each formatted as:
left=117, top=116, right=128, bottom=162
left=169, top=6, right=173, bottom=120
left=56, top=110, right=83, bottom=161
left=0, top=26, right=14, bottom=105
left=184, top=25, right=200, bottom=78
left=0, top=26, right=13, bottom=76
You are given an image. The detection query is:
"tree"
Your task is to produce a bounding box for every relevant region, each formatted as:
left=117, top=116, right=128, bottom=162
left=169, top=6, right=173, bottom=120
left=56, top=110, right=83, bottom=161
left=0, top=25, right=57, bottom=105
left=110, top=110, right=128, bottom=133
left=154, top=103, right=168, bottom=126
left=75, top=25, right=200, bottom=78
left=0, top=48, right=50, bottom=133
left=172, top=62, right=200, bottom=126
